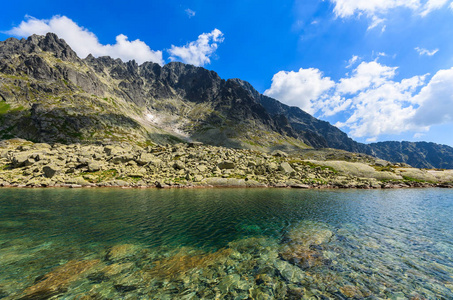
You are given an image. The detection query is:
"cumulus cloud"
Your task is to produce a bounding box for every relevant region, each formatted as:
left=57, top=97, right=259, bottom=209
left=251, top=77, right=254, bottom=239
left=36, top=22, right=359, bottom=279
left=329, top=0, right=450, bottom=29
left=415, top=47, right=439, bottom=56
left=6, top=15, right=164, bottom=65
left=185, top=9, right=196, bottom=18
left=263, top=68, right=335, bottom=114
left=411, top=67, right=453, bottom=125
left=336, top=61, right=397, bottom=95
left=265, top=60, right=453, bottom=140
left=333, top=72, right=427, bottom=138
left=168, top=29, right=224, bottom=66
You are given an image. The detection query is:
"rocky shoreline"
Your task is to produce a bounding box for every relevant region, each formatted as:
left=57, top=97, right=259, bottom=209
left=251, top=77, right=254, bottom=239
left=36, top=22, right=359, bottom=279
left=0, top=139, right=451, bottom=190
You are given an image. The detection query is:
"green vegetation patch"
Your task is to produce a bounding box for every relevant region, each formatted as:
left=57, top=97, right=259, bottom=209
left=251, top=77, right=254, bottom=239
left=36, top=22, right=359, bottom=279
left=290, top=160, right=338, bottom=173
left=82, top=169, right=119, bottom=183
left=402, top=176, right=430, bottom=183
left=373, top=165, right=395, bottom=172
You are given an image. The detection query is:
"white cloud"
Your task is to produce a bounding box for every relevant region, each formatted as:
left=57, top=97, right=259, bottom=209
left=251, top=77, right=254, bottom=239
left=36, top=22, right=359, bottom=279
left=265, top=60, right=453, bottom=140
left=6, top=15, right=164, bottom=65
left=415, top=47, right=439, bottom=56
left=330, top=0, right=420, bottom=18
left=263, top=68, right=335, bottom=114
left=185, top=9, right=196, bottom=18
left=329, top=0, right=449, bottom=29
left=367, top=15, right=386, bottom=31
left=168, top=29, right=224, bottom=67
left=346, top=55, right=360, bottom=68
left=421, top=0, right=449, bottom=16
left=450, top=1, right=453, bottom=9
left=333, top=73, right=427, bottom=138
left=336, top=61, right=397, bottom=94
left=411, top=67, right=453, bottom=125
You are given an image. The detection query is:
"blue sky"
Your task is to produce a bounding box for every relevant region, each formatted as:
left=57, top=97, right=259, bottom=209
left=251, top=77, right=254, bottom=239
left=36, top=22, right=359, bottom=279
left=2, top=0, right=453, bottom=146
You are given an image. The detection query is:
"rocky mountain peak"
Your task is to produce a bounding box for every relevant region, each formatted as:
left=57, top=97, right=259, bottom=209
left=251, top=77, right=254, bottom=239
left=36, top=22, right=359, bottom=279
left=0, top=33, right=79, bottom=62
left=0, top=33, right=452, bottom=169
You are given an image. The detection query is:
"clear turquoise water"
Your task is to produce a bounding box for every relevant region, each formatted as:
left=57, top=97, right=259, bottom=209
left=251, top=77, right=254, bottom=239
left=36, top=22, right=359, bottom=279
left=0, top=188, right=452, bottom=299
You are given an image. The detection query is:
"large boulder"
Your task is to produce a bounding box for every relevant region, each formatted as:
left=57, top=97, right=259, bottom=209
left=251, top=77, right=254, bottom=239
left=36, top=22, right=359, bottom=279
left=218, top=161, right=235, bottom=170
left=279, top=221, right=333, bottom=270
left=135, top=152, right=154, bottom=165
left=11, top=153, right=35, bottom=167
left=42, top=164, right=61, bottom=178
left=279, top=162, right=295, bottom=175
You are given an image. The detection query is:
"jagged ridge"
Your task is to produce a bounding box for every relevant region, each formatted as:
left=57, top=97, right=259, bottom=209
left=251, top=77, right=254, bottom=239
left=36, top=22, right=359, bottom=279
left=0, top=33, right=452, bottom=168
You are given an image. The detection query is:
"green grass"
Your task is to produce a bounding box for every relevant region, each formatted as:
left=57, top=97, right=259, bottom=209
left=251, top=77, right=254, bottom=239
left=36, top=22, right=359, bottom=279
left=289, top=160, right=338, bottom=173
left=83, top=169, right=119, bottom=183
left=373, top=165, right=395, bottom=172
left=0, top=102, right=11, bottom=114
left=402, top=176, right=429, bottom=183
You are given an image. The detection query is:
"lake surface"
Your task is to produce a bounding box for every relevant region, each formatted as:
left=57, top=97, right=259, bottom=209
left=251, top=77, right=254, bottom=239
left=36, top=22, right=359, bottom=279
left=0, top=188, right=452, bottom=299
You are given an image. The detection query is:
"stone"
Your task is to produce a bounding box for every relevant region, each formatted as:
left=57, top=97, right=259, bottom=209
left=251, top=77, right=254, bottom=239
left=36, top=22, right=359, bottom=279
left=289, top=183, right=310, bottom=189
left=218, top=161, right=235, bottom=170
left=267, top=162, right=278, bottom=171
left=20, top=259, right=100, bottom=299
left=135, top=152, right=154, bottom=165
left=340, top=285, right=364, bottom=298
left=87, top=161, right=103, bottom=172
left=375, top=159, right=389, bottom=167
left=193, top=175, right=203, bottom=182
left=188, top=141, right=203, bottom=147
left=196, top=165, right=207, bottom=172
left=147, top=248, right=233, bottom=280
left=42, top=165, right=60, bottom=178
left=274, top=260, right=306, bottom=284
left=279, top=221, right=333, bottom=270
left=204, top=177, right=247, bottom=187
left=271, top=150, right=288, bottom=157
left=11, top=153, right=35, bottom=167
left=111, top=154, right=134, bottom=164
left=104, top=145, right=123, bottom=156
left=105, top=244, right=142, bottom=262
left=173, top=161, right=185, bottom=170
left=279, top=162, right=295, bottom=174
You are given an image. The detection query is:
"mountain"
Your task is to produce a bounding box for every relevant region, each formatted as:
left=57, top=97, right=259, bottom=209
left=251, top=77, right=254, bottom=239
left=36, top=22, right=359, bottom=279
left=0, top=33, right=308, bottom=151
left=231, top=78, right=453, bottom=169
left=0, top=33, right=452, bottom=169
left=368, top=141, right=453, bottom=169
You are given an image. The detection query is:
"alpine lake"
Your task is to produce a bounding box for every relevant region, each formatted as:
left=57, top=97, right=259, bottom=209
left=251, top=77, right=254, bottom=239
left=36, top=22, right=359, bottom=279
left=0, top=188, right=452, bottom=299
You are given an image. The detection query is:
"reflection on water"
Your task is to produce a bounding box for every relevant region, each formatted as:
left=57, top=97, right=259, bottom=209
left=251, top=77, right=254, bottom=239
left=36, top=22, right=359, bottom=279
left=0, top=188, right=452, bottom=299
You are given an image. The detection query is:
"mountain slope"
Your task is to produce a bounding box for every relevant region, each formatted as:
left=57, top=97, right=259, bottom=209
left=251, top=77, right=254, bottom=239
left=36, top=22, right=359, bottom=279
left=231, top=78, right=453, bottom=169
left=368, top=141, right=453, bottom=169
left=0, top=33, right=307, bottom=150
left=0, top=33, right=452, bottom=169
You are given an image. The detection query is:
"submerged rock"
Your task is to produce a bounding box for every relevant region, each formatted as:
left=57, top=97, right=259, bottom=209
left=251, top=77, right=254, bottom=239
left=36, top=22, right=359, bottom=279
left=105, top=244, right=143, bottom=262
left=19, top=259, right=100, bottom=299
left=279, top=221, right=333, bottom=270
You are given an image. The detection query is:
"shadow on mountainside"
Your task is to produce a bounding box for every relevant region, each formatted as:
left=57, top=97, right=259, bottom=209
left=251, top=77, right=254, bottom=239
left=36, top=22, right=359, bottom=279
left=0, top=107, right=145, bottom=144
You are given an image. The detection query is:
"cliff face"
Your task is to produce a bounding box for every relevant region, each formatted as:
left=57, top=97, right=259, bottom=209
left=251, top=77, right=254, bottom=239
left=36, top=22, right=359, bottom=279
left=0, top=33, right=452, bottom=168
